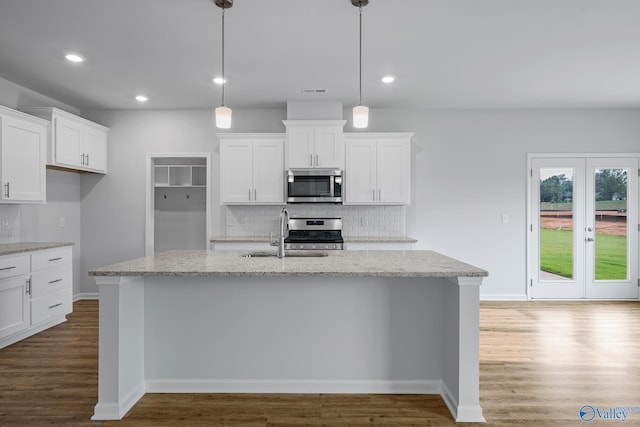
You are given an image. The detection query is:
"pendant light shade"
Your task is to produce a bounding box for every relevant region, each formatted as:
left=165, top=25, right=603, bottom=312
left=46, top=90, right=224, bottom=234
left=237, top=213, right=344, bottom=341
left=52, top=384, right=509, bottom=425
left=214, top=0, right=232, bottom=129
left=215, top=105, right=232, bottom=129
left=352, top=0, right=369, bottom=129
left=353, top=105, right=369, bottom=128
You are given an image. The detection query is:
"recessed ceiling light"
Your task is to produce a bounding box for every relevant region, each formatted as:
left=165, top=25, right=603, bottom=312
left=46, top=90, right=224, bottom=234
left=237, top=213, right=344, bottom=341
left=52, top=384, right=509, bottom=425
left=65, top=53, right=85, bottom=63
left=213, top=77, right=226, bottom=85
left=135, top=95, right=148, bottom=102
left=381, top=76, right=395, bottom=83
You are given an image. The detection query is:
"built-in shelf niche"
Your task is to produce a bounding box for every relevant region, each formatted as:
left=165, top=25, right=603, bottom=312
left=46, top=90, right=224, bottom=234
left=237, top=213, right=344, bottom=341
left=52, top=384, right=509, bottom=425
left=154, top=164, right=206, bottom=187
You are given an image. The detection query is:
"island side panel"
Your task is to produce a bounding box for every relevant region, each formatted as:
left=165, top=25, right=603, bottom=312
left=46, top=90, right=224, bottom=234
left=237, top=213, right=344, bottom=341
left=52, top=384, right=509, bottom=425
left=142, top=275, right=446, bottom=393
left=92, top=276, right=145, bottom=421
left=442, top=276, right=485, bottom=423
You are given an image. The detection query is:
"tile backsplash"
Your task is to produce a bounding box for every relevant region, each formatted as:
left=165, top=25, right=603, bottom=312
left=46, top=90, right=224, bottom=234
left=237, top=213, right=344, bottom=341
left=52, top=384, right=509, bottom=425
left=0, top=204, right=23, bottom=243
left=225, top=205, right=405, bottom=238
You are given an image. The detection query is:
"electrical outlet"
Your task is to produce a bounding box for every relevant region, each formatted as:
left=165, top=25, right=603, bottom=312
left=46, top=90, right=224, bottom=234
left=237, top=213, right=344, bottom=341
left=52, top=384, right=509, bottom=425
left=501, top=214, right=509, bottom=224
left=58, top=216, right=66, bottom=228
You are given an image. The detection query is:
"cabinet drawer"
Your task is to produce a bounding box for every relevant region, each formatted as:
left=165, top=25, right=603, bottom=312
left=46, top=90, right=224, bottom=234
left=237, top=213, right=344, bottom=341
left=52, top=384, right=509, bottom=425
left=31, top=289, right=72, bottom=325
left=0, top=254, right=30, bottom=280
left=31, top=265, right=72, bottom=298
left=31, top=247, right=71, bottom=272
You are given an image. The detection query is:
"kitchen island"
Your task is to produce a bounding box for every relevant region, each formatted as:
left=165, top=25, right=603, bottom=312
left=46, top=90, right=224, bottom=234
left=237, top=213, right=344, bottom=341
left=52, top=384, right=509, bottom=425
left=90, top=250, right=487, bottom=422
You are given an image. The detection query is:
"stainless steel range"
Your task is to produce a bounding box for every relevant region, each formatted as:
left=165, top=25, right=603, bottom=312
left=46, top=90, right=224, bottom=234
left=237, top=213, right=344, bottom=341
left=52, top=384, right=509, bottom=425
left=284, top=217, right=344, bottom=250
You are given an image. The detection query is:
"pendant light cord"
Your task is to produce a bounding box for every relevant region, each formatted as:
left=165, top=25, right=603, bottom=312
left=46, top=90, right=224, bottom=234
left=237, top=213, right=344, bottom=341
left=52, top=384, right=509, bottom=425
left=358, top=5, right=362, bottom=107
left=221, top=6, right=226, bottom=107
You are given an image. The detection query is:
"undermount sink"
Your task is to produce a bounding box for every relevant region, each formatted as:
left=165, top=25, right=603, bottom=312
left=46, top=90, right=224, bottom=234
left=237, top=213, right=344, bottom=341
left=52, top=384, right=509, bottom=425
left=242, top=251, right=328, bottom=258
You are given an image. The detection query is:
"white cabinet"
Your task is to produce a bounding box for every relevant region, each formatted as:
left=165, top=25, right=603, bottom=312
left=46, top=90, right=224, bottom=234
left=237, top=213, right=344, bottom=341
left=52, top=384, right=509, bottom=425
left=0, top=254, right=31, bottom=340
left=219, top=134, right=284, bottom=204
left=0, top=106, right=47, bottom=203
left=0, top=246, right=73, bottom=349
left=20, top=107, right=108, bottom=174
left=283, top=120, right=345, bottom=169
left=345, top=133, right=413, bottom=205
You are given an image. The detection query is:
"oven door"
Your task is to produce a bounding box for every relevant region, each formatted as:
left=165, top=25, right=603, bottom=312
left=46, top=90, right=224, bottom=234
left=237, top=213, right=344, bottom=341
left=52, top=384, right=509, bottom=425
left=286, top=169, right=342, bottom=203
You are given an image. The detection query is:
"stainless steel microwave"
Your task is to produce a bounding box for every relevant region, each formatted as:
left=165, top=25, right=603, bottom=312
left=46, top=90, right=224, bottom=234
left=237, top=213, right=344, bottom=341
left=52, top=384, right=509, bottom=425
left=286, top=169, right=343, bottom=203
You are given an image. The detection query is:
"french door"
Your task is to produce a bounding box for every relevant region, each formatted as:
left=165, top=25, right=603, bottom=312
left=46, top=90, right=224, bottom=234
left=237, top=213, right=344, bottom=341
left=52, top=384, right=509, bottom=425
left=530, top=156, right=639, bottom=299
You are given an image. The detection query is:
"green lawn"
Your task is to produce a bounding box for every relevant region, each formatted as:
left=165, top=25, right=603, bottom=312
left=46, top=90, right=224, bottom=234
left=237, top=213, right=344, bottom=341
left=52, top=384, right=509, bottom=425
left=540, top=228, right=627, bottom=280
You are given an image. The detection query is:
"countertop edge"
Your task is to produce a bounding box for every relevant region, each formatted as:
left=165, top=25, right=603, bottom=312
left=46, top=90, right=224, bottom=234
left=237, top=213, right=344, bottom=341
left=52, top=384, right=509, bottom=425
left=0, top=242, right=74, bottom=256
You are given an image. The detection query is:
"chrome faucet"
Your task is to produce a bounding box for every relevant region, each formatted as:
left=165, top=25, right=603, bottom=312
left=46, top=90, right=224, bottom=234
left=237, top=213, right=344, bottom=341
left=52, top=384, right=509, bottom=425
left=271, top=207, right=289, bottom=258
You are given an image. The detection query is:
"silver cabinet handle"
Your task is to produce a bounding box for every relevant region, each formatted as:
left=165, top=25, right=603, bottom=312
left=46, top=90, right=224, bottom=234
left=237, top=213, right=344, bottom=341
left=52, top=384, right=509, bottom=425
left=254, top=189, right=257, bottom=201
left=315, top=154, right=319, bottom=167
left=81, top=153, right=85, bottom=165
left=379, top=189, right=381, bottom=201
left=0, top=266, right=16, bottom=271
left=48, top=302, right=63, bottom=309
left=49, top=257, right=63, bottom=262
left=373, top=189, right=376, bottom=201
left=49, top=278, right=63, bottom=284
left=26, top=278, right=31, bottom=295
left=248, top=189, right=252, bottom=201
left=310, top=154, right=313, bottom=167
left=4, top=182, right=9, bottom=198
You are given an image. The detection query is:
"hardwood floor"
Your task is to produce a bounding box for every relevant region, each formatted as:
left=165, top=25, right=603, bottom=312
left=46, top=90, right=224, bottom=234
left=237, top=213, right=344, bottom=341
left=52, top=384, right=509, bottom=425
left=1, top=300, right=639, bottom=426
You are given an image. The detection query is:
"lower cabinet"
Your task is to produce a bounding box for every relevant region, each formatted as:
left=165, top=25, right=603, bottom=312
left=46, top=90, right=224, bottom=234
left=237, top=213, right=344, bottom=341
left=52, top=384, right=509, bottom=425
left=0, top=246, right=73, bottom=349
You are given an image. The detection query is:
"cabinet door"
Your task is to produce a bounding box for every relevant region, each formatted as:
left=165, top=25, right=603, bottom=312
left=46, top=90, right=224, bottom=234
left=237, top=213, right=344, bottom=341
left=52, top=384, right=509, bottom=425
left=0, top=276, right=30, bottom=340
left=287, top=127, right=315, bottom=168
left=253, top=140, right=284, bottom=203
left=345, top=139, right=377, bottom=204
left=54, top=116, right=83, bottom=168
left=83, top=127, right=108, bottom=173
left=220, top=140, right=253, bottom=203
left=0, top=115, right=46, bottom=202
left=377, top=140, right=410, bottom=204
left=314, top=127, right=344, bottom=168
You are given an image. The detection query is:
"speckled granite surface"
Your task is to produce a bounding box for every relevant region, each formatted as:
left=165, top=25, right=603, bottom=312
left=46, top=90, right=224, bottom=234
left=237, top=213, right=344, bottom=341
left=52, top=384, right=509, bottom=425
left=90, top=249, right=487, bottom=278
left=210, top=236, right=418, bottom=243
left=0, top=242, right=73, bottom=256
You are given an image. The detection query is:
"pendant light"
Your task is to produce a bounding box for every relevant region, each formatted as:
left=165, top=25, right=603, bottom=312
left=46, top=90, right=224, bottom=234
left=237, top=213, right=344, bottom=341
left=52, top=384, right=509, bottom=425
left=352, top=0, right=369, bottom=128
left=214, top=0, right=233, bottom=129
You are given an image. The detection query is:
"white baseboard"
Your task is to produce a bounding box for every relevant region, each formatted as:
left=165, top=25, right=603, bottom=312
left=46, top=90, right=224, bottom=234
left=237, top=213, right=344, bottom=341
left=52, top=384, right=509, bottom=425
left=74, top=292, right=99, bottom=301
left=145, top=379, right=442, bottom=395
left=441, top=382, right=485, bottom=422
left=91, top=383, right=145, bottom=421
left=480, top=294, right=528, bottom=301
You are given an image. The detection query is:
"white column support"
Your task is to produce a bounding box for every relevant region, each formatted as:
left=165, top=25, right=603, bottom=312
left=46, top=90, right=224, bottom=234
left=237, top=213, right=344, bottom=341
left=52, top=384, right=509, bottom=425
left=442, top=276, right=485, bottom=423
left=91, top=276, right=146, bottom=421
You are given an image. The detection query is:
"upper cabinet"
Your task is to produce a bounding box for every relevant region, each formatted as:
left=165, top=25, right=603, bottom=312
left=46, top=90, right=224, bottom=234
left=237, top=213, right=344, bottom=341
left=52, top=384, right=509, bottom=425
left=219, top=134, right=285, bottom=205
left=283, top=120, right=346, bottom=169
left=344, top=133, right=413, bottom=205
left=0, top=106, right=47, bottom=203
left=20, top=107, right=108, bottom=174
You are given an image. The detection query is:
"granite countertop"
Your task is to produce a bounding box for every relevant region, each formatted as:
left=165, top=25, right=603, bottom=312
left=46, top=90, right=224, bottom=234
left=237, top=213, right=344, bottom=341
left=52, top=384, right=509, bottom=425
left=210, top=236, right=418, bottom=244
left=90, top=249, right=487, bottom=278
left=0, top=242, right=74, bottom=256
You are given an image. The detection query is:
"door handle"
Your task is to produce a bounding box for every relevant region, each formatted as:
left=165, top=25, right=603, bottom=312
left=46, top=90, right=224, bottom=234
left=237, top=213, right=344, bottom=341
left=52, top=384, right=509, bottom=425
left=586, top=237, right=594, bottom=242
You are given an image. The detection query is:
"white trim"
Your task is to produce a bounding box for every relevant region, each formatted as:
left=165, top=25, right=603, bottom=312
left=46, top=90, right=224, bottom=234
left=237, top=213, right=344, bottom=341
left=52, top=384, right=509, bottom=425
left=145, top=379, right=441, bottom=395
left=480, top=294, right=528, bottom=301
left=441, top=382, right=486, bottom=423
left=91, top=383, right=145, bottom=421
left=73, top=292, right=98, bottom=301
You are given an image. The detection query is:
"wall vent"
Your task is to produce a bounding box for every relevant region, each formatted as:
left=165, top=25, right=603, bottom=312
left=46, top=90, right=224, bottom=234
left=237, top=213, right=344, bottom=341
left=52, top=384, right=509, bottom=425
left=301, top=88, right=328, bottom=94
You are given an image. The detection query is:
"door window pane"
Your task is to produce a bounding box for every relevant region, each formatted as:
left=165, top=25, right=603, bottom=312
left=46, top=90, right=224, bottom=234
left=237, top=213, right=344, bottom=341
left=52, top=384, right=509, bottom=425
left=594, top=168, right=628, bottom=281
left=539, top=168, right=574, bottom=280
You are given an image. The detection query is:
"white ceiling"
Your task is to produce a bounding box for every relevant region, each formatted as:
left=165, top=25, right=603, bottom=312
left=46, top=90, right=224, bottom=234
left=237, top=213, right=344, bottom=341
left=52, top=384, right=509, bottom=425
left=1, top=0, right=640, bottom=111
